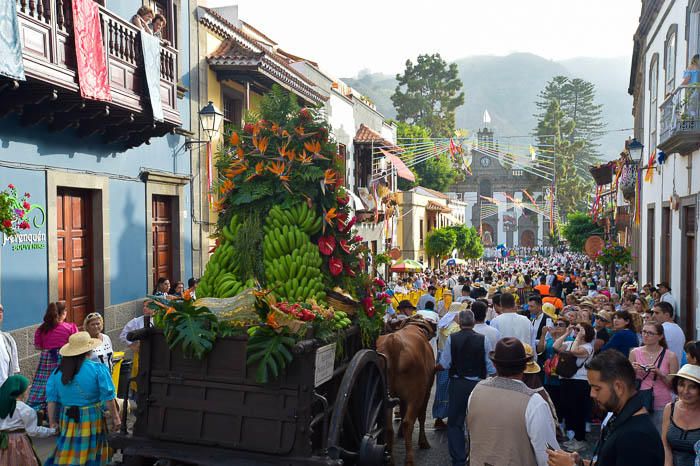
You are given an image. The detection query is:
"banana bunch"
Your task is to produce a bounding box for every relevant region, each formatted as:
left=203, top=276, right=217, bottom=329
left=265, top=204, right=322, bottom=236
left=263, top=204, right=326, bottom=303
left=197, top=215, right=246, bottom=298
left=332, top=310, right=352, bottom=330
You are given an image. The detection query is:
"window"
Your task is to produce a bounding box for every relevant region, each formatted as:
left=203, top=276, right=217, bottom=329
left=661, top=206, right=671, bottom=283
left=664, top=26, right=677, bottom=95
left=690, top=2, right=700, bottom=61
left=649, top=55, right=659, bottom=151
left=419, top=219, right=424, bottom=248
left=354, top=147, right=372, bottom=190
left=646, top=206, right=655, bottom=284
left=223, top=93, right=243, bottom=127
left=153, top=0, right=178, bottom=47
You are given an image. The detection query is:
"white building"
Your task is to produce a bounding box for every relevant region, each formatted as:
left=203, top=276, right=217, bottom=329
left=630, top=0, right=700, bottom=338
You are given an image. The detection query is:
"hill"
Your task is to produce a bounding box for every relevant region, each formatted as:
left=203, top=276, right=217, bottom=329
left=343, top=53, right=632, bottom=160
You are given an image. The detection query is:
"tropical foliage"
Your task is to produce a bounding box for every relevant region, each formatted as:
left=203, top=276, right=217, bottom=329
left=561, top=211, right=604, bottom=252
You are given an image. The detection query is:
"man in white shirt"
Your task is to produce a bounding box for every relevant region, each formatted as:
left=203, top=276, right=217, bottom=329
left=456, top=286, right=474, bottom=304
left=468, top=337, right=559, bottom=466
left=120, top=300, right=156, bottom=351
left=0, top=305, right=19, bottom=386
left=656, top=282, right=678, bottom=317
left=490, top=293, right=535, bottom=349
left=653, top=301, right=686, bottom=359
left=417, top=286, right=436, bottom=310
left=472, top=301, right=501, bottom=349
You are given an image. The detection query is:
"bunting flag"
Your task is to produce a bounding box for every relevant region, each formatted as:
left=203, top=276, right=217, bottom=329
left=0, top=0, right=25, bottom=80
left=72, top=0, right=111, bottom=101
left=140, top=32, right=164, bottom=121
left=645, top=150, right=656, bottom=183
left=479, top=195, right=501, bottom=205
left=206, top=142, right=213, bottom=209
left=522, top=189, right=537, bottom=205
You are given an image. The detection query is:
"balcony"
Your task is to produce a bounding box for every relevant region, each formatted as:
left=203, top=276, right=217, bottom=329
left=1, top=0, right=181, bottom=148
left=659, top=85, right=700, bottom=155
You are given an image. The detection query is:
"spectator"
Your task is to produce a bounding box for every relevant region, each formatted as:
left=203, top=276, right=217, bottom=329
left=554, top=322, right=595, bottom=451
left=538, top=314, right=569, bottom=424
left=417, top=285, right=436, bottom=310
left=490, top=292, right=535, bottom=349
left=630, top=322, right=679, bottom=432
left=634, top=296, right=650, bottom=315
left=83, top=312, right=114, bottom=373
left=151, top=13, right=167, bottom=39
left=528, top=295, right=547, bottom=346
left=468, top=337, right=559, bottom=466
left=437, top=309, right=496, bottom=465
left=593, top=311, right=613, bottom=353
left=120, top=300, right=156, bottom=393
left=684, top=340, right=699, bottom=365
left=153, top=277, right=171, bottom=297
left=432, top=303, right=464, bottom=430
left=653, top=302, right=686, bottom=361
left=534, top=276, right=550, bottom=297
left=661, top=364, right=700, bottom=466
left=170, top=281, right=185, bottom=298
left=544, top=290, right=564, bottom=312
left=28, top=303, right=78, bottom=412
left=131, top=5, right=154, bottom=32
left=656, top=282, right=678, bottom=317
left=456, top=286, right=473, bottom=304
left=600, top=310, right=638, bottom=357
left=0, top=375, right=55, bottom=465
left=472, top=300, right=501, bottom=349
left=0, top=304, right=19, bottom=386
left=547, top=350, right=664, bottom=466
left=44, top=332, right=119, bottom=465
left=187, top=277, right=199, bottom=300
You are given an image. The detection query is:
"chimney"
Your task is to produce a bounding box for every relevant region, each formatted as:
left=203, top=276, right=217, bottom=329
left=212, top=4, right=241, bottom=28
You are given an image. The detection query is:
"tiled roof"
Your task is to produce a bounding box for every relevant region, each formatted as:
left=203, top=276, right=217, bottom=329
left=417, top=186, right=449, bottom=200
left=200, top=8, right=325, bottom=105
left=354, top=124, right=402, bottom=152
left=426, top=200, right=451, bottom=213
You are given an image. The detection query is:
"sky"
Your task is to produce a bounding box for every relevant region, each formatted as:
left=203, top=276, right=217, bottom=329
left=205, top=0, right=641, bottom=78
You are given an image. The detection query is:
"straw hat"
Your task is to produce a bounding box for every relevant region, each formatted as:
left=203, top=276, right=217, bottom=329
left=670, top=364, right=700, bottom=385
left=542, top=303, right=557, bottom=321
left=59, top=331, right=102, bottom=357
left=523, top=344, right=541, bottom=374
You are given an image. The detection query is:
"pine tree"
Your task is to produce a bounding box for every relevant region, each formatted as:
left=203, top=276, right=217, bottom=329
left=534, top=76, right=605, bottom=178
left=391, top=53, right=465, bottom=137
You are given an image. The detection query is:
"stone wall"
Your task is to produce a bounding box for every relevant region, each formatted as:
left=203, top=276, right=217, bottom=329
left=11, top=298, right=143, bottom=379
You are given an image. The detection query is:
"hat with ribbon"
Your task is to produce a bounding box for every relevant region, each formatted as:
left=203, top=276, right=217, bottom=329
left=59, top=331, right=103, bottom=357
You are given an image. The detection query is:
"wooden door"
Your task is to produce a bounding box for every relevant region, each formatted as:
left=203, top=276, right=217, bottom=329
left=520, top=229, right=535, bottom=248
left=57, top=189, right=93, bottom=324
left=683, top=205, right=696, bottom=337
left=152, top=195, right=173, bottom=291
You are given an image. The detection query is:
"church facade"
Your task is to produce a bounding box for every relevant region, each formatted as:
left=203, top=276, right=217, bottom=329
left=449, top=126, right=554, bottom=248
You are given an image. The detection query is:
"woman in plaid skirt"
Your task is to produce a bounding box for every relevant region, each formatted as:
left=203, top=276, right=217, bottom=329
left=44, top=332, right=120, bottom=466
left=28, top=303, right=77, bottom=414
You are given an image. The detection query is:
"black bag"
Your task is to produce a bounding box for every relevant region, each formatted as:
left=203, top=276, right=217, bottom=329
left=636, top=348, right=666, bottom=413
left=555, top=351, right=584, bottom=378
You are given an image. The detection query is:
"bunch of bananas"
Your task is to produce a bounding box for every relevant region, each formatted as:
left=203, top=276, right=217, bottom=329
left=263, top=204, right=326, bottom=303
left=197, top=215, right=249, bottom=298
left=332, top=310, right=352, bottom=330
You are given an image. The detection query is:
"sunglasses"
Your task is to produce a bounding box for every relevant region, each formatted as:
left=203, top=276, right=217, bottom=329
left=555, top=322, right=568, bottom=327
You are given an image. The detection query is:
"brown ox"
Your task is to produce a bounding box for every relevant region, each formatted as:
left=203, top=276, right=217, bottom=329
left=377, top=316, right=436, bottom=466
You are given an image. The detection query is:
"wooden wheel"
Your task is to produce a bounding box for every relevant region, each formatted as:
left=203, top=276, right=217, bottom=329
left=327, top=349, right=390, bottom=465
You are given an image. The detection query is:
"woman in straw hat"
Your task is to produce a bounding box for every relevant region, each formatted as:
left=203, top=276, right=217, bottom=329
left=660, top=364, right=700, bottom=466
left=0, top=374, right=55, bottom=465
left=44, top=332, right=120, bottom=466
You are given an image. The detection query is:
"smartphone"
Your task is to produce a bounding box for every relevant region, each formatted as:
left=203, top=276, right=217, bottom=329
left=546, top=318, right=554, bottom=328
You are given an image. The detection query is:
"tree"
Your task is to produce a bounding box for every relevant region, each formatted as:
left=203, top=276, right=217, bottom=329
left=425, top=228, right=457, bottom=265
left=536, top=100, right=592, bottom=218
left=394, top=121, right=460, bottom=192
left=392, top=53, right=465, bottom=137
left=561, top=211, right=604, bottom=252
left=534, top=76, right=605, bottom=178
left=448, top=225, right=484, bottom=259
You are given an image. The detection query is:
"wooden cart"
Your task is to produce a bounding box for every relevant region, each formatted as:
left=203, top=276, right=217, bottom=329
left=110, top=325, right=393, bottom=465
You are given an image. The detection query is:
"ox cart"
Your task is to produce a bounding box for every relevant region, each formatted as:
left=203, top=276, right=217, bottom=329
left=110, top=323, right=394, bottom=466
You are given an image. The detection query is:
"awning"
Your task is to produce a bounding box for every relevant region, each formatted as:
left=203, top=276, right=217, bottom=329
left=379, top=148, right=415, bottom=182
left=346, top=189, right=367, bottom=210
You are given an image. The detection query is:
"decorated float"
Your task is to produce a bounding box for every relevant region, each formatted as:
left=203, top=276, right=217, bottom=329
left=111, top=87, right=394, bottom=466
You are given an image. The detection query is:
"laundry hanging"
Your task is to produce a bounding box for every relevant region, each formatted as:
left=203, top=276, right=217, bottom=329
left=140, top=32, right=164, bottom=122
left=0, top=0, right=25, bottom=80
left=72, top=0, right=111, bottom=101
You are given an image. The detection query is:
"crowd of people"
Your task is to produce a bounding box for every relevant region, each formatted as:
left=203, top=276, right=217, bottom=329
left=386, top=252, right=700, bottom=466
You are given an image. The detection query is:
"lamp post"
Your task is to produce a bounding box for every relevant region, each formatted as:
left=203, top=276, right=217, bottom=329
left=185, top=101, right=224, bottom=149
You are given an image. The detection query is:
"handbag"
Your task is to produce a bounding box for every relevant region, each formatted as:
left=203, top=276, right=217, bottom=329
left=555, top=351, right=584, bottom=378
left=636, top=348, right=666, bottom=413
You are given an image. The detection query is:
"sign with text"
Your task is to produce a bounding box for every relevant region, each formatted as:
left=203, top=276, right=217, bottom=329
left=314, top=343, right=337, bottom=387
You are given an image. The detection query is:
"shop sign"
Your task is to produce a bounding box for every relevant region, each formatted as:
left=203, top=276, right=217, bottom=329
left=2, top=204, right=46, bottom=252
left=314, top=343, right=336, bottom=387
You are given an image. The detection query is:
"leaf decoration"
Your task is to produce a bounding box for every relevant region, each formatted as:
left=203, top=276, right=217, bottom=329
left=246, top=327, right=295, bottom=384
left=162, top=305, right=218, bottom=359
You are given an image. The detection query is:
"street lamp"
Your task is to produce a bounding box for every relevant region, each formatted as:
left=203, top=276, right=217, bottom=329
left=185, top=101, right=224, bottom=149
left=627, top=138, right=644, bottom=160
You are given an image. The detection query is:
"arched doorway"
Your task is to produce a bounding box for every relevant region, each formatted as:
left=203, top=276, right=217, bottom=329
left=520, top=229, right=536, bottom=248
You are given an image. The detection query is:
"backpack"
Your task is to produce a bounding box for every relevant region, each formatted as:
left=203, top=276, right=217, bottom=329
left=555, top=351, right=584, bottom=378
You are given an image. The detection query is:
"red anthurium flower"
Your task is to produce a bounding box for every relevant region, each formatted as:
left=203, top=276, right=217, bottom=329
left=361, top=296, right=373, bottom=310
left=374, top=277, right=386, bottom=287
left=329, top=257, right=343, bottom=276
left=336, top=212, right=348, bottom=224
left=243, top=123, right=255, bottom=134
left=318, top=236, right=336, bottom=256
left=343, top=265, right=356, bottom=277
left=339, top=239, right=351, bottom=254
left=299, top=108, right=311, bottom=121
left=339, top=216, right=357, bottom=233
left=337, top=193, right=350, bottom=206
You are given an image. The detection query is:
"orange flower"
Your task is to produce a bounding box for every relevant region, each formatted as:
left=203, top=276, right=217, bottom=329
left=266, top=311, right=280, bottom=329
left=304, top=140, right=321, bottom=154
left=165, top=307, right=176, bottom=315
left=229, top=132, right=240, bottom=146
left=324, top=207, right=338, bottom=226
left=324, top=169, right=337, bottom=185
left=267, top=161, right=286, bottom=176
left=286, top=148, right=296, bottom=162
left=183, top=289, right=192, bottom=301
left=219, top=179, right=234, bottom=194
left=297, top=150, right=313, bottom=164
left=253, top=136, right=269, bottom=154
left=236, top=146, right=245, bottom=159
left=271, top=123, right=280, bottom=134
left=245, top=162, right=265, bottom=181
left=226, top=161, right=248, bottom=178
left=213, top=198, right=225, bottom=212
left=282, top=129, right=290, bottom=138
left=252, top=124, right=261, bottom=137
left=295, top=125, right=305, bottom=135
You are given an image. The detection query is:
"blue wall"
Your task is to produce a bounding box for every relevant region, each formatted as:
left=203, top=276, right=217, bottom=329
left=0, top=0, right=194, bottom=331
left=0, top=168, right=48, bottom=330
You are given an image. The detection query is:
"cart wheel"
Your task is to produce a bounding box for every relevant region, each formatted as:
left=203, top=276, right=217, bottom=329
left=327, top=349, right=390, bottom=466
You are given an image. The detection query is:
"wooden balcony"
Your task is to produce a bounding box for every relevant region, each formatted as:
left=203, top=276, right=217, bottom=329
left=658, top=85, right=700, bottom=156
left=1, top=0, right=181, bottom=148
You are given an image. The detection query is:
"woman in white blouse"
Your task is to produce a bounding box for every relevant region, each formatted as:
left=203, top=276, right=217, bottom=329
left=83, top=313, right=114, bottom=373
